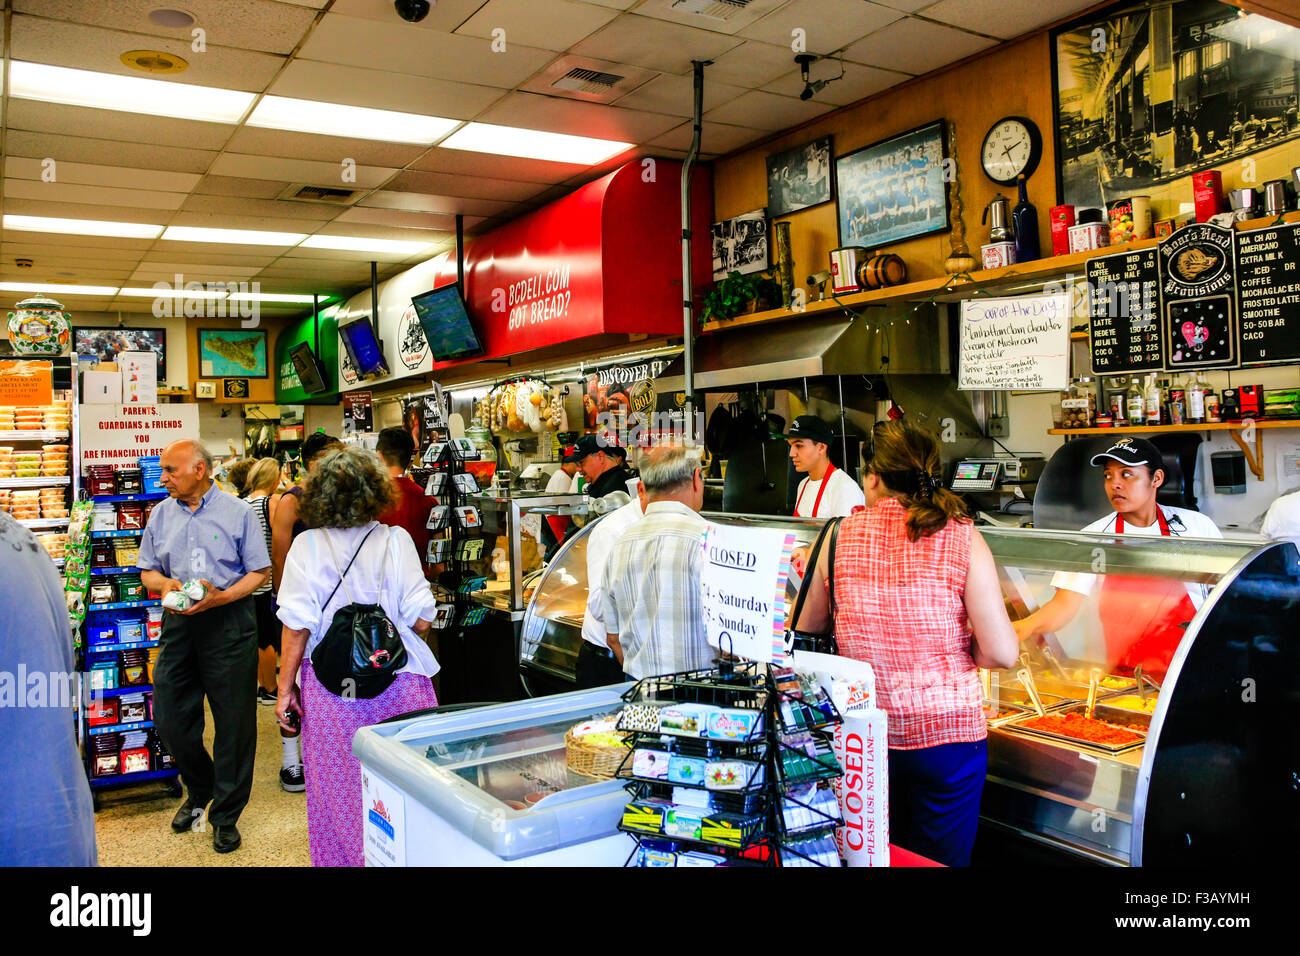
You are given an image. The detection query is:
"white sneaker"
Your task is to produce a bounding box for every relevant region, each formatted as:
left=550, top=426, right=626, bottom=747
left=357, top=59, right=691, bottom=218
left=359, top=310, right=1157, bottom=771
left=279, top=764, right=305, bottom=793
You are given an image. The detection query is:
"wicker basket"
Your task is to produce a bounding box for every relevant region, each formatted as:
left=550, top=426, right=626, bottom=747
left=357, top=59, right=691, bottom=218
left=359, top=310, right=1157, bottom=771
left=565, top=728, right=628, bottom=779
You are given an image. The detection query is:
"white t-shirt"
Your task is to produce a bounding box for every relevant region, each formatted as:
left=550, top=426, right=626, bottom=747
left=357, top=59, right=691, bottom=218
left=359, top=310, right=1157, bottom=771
left=276, top=521, right=441, bottom=678
left=1261, top=490, right=1300, bottom=544
left=793, top=466, right=865, bottom=518
left=545, top=467, right=576, bottom=494
left=582, top=499, right=644, bottom=648
left=1051, top=505, right=1223, bottom=608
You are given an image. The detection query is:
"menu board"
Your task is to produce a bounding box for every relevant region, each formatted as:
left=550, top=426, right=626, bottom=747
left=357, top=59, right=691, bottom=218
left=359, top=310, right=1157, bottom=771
left=1158, top=222, right=1238, bottom=370
left=1086, top=247, right=1163, bottom=374
left=957, top=293, right=1071, bottom=391
left=1236, top=221, right=1300, bottom=366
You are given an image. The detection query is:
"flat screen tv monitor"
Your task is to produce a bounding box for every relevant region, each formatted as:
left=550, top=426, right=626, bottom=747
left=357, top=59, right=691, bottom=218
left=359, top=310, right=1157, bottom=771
left=411, top=285, right=483, bottom=363
left=288, top=341, right=328, bottom=394
left=74, top=326, right=166, bottom=379
left=338, top=317, right=389, bottom=378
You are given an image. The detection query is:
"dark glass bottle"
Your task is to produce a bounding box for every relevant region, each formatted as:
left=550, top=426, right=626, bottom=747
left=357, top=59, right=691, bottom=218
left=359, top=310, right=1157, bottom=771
left=1012, top=174, right=1040, bottom=262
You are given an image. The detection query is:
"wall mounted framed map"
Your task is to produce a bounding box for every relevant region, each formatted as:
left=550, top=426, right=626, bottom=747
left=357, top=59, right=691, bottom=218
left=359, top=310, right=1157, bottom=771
left=199, top=328, right=269, bottom=378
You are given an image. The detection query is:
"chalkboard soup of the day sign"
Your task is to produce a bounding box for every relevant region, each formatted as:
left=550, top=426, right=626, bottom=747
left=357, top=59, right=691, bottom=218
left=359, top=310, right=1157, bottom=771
left=1157, top=222, right=1238, bottom=371
left=1236, top=221, right=1300, bottom=367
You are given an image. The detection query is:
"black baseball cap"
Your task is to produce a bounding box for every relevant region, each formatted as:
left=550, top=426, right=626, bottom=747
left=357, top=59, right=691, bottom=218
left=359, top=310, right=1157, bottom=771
left=782, top=415, right=834, bottom=446
left=1090, top=436, right=1164, bottom=470
left=568, top=433, right=626, bottom=462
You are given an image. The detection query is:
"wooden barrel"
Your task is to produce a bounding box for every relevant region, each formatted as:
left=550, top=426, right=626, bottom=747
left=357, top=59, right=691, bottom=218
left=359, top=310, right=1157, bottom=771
left=857, top=253, right=907, bottom=289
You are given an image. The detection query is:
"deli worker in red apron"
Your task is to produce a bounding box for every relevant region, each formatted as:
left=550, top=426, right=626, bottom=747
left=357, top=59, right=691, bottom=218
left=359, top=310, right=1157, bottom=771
left=786, top=415, right=865, bottom=518
left=1013, top=437, right=1221, bottom=679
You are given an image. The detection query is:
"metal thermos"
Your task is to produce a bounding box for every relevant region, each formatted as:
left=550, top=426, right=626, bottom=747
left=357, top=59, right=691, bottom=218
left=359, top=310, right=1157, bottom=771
left=1230, top=188, right=1257, bottom=222
left=983, top=194, right=1013, bottom=243
left=1263, top=179, right=1287, bottom=217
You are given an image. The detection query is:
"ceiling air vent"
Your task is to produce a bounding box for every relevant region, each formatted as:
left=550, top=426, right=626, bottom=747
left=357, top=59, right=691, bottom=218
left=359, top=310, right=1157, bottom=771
left=669, top=0, right=752, bottom=21
left=552, top=68, right=626, bottom=95
left=279, top=183, right=365, bottom=206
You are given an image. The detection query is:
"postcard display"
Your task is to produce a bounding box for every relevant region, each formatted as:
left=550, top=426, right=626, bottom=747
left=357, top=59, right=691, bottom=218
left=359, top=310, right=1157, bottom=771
left=614, top=660, right=850, bottom=867
left=1086, top=221, right=1300, bottom=376
left=419, top=438, right=485, bottom=633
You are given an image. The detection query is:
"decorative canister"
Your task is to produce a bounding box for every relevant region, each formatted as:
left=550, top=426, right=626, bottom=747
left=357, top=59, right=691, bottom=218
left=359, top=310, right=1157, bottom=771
left=7, top=294, right=71, bottom=356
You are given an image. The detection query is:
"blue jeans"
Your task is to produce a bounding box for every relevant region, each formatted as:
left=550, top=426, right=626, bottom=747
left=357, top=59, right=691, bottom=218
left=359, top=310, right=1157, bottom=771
left=888, top=739, right=988, bottom=867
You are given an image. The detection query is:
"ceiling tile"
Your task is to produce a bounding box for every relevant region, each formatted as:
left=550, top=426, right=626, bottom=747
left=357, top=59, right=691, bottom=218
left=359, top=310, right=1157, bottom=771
left=208, top=153, right=397, bottom=189
left=179, top=195, right=338, bottom=222
left=138, top=249, right=279, bottom=266
left=519, top=53, right=658, bottom=106
left=634, top=0, right=787, bottom=35
left=278, top=247, right=416, bottom=263
left=1, top=196, right=171, bottom=224
left=612, top=72, right=747, bottom=118
left=334, top=206, right=485, bottom=232
left=703, top=89, right=833, bottom=131
left=740, top=0, right=903, bottom=53
left=4, top=177, right=187, bottom=211
left=762, top=61, right=910, bottom=107
left=192, top=176, right=293, bottom=200
left=702, top=39, right=803, bottom=87
left=456, top=0, right=618, bottom=51
left=573, top=0, right=639, bottom=8
left=406, top=148, right=584, bottom=184
left=384, top=170, right=545, bottom=202
left=474, top=91, right=681, bottom=142
left=648, top=120, right=767, bottom=154
left=2, top=236, right=155, bottom=254
left=9, top=15, right=286, bottom=92
left=5, top=157, right=201, bottom=193
left=297, top=13, right=555, bottom=89
left=571, top=14, right=744, bottom=74
left=359, top=190, right=516, bottom=218
left=842, top=17, right=996, bottom=74
left=129, top=263, right=263, bottom=281
left=2, top=130, right=218, bottom=174
left=4, top=100, right=234, bottom=150
left=267, top=59, right=506, bottom=119
left=165, top=211, right=330, bottom=233
left=13, top=0, right=321, bottom=56
left=874, top=0, right=935, bottom=10
left=918, top=0, right=1096, bottom=40
left=223, top=126, right=426, bottom=168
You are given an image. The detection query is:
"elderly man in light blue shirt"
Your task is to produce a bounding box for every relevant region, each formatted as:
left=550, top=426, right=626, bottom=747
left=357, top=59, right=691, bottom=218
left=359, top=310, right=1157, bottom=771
left=138, top=439, right=269, bottom=855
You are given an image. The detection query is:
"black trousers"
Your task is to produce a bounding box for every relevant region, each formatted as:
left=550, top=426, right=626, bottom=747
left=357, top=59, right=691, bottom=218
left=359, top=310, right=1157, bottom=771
left=152, top=597, right=258, bottom=827
left=574, top=641, right=626, bottom=689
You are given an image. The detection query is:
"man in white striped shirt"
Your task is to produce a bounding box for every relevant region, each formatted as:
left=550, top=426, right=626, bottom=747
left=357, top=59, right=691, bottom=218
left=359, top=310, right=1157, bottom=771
left=604, top=444, right=713, bottom=680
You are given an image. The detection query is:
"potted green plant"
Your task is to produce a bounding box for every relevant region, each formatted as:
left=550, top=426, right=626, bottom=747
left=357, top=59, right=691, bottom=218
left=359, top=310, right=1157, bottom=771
left=700, top=271, right=784, bottom=323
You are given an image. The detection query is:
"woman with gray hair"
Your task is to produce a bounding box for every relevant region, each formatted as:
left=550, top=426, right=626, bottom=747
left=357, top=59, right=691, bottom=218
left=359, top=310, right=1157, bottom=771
left=274, top=446, right=439, bottom=867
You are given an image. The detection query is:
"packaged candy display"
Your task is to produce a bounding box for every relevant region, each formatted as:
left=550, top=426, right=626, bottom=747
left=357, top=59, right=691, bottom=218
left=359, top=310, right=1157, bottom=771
left=667, top=754, right=708, bottom=785
left=781, top=834, right=840, bottom=867
left=120, top=649, right=149, bottom=686
left=114, top=575, right=146, bottom=602
left=117, top=693, right=148, bottom=724
left=88, top=581, right=116, bottom=605
left=632, top=749, right=669, bottom=780
left=659, top=703, right=715, bottom=737
left=88, top=697, right=119, bottom=727
left=89, top=659, right=119, bottom=691
left=618, top=702, right=663, bottom=733
left=117, top=504, right=145, bottom=530
left=114, top=467, right=143, bottom=495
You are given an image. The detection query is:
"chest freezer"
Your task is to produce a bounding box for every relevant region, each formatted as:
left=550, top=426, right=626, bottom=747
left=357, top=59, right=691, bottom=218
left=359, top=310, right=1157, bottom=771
left=352, top=685, right=633, bottom=866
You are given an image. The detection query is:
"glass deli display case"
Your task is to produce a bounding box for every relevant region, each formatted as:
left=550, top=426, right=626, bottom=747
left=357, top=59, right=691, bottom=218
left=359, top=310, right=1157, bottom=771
left=520, top=512, right=826, bottom=694
left=978, top=526, right=1300, bottom=866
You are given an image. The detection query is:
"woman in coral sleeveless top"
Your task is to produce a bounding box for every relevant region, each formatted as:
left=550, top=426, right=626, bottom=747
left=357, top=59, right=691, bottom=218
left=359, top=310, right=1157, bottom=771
left=794, top=421, right=1017, bottom=865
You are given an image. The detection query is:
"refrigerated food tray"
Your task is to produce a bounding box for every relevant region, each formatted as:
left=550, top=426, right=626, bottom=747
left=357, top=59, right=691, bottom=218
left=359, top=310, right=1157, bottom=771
left=1003, top=711, right=1146, bottom=754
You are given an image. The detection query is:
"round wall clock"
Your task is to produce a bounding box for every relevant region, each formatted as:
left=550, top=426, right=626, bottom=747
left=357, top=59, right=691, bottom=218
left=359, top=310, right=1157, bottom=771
left=980, top=115, right=1043, bottom=185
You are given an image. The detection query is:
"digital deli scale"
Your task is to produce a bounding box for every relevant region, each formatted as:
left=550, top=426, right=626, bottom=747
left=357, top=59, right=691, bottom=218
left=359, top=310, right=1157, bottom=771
left=949, top=455, right=1046, bottom=494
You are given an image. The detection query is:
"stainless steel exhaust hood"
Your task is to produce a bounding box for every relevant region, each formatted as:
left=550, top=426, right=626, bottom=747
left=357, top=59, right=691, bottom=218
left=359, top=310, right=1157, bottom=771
left=655, top=308, right=948, bottom=392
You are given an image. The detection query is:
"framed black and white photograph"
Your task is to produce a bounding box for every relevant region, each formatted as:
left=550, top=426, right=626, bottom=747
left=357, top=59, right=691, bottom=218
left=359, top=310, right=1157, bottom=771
left=835, top=120, right=950, bottom=248
left=1053, top=0, right=1300, bottom=210
left=765, top=136, right=833, bottom=218
left=711, top=208, right=769, bottom=279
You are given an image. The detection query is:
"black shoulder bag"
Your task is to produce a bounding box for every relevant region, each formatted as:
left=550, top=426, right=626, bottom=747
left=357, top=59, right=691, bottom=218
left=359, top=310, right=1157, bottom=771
left=310, top=525, right=409, bottom=699
left=786, top=516, right=842, bottom=656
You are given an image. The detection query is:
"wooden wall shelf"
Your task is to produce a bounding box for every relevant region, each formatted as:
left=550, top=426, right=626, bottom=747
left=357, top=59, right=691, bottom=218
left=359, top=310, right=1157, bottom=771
left=1049, top=420, right=1300, bottom=481
left=699, top=211, right=1300, bottom=334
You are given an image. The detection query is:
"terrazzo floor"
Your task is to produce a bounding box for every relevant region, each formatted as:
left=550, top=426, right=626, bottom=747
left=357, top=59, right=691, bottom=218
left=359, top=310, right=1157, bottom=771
left=93, top=700, right=311, bottom=866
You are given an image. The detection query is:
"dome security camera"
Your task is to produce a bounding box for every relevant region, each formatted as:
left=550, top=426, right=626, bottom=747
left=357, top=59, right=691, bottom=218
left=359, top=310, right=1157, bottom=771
left=394, top=0, right=431, bottom=22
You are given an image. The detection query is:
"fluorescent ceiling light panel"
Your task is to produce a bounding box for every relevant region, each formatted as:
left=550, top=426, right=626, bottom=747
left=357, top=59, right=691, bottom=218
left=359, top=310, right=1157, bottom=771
left=248, top=96, right=460, bottom=146
left=118, top=287, right=228, bottom=299
left=3, top=214, right=163, bottom=239
left=439, top=122, right=633, bottom=164
left=224, top=292, right=320, bottom=303
left=0, top=282, right=120, bottom=296
left=299, top=235, right=432, bottom=254
left=161, top=226, right=309, bottom=246
left=7, top=61, right=255, bottom=124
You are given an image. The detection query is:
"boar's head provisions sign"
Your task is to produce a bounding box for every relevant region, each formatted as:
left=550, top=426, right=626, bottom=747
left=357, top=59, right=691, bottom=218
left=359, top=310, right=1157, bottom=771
left=1159, top=222, right=1237, bottom=370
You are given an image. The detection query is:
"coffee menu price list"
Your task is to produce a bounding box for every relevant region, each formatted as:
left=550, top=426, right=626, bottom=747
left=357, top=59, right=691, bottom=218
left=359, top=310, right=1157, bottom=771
left=1085, top=247, right=1163, bottom=374
left=1237, top=222, right=1300, bottom=366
